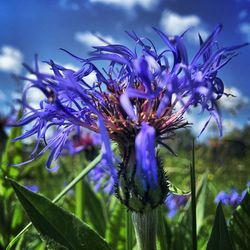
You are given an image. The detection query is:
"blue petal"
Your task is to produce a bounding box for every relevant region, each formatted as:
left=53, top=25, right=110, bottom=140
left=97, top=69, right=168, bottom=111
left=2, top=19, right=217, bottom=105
left=120, top=92, right=137, bottom=121
left=135, top=122, right=158, bottom=189
left=191, top=24, right=222, bottom=65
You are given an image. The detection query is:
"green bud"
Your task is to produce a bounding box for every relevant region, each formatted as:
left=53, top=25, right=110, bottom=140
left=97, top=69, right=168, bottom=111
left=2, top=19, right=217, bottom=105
left=115, top=147, right=169, bottom=212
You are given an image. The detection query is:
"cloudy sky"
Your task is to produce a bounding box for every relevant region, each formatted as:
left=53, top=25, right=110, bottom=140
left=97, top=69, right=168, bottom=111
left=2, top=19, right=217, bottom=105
left=0, top=0, right=250, bottom=139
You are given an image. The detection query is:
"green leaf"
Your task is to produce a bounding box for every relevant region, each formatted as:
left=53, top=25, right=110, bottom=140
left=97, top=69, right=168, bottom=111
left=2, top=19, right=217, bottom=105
left=229, top=187, right=250, bottom=250
left=126, top=210, right=133, bottom=250
left=8, top=178, right=112, bottom=250
left=171, top=172, right=208, bottom=250
left=106, top=199, right=126, bottom=250
left=0, top=123, right=27, bottom=249
left=0, top=124, right=23, bottom=197
left=75, top=179, right=84, bottom=220
left=157, top=206, right=170, bottom=250
left=168, top=181, right=191, bottom=196
left=83, top=180, right=108, bottom=237
left=6, top=144, right=117, bottom=250
left=1, top=119, right=23, bottom=170
left=196, top=173, right=208, bottom=234
left=190, top=140, right=197, bottom=250
left=206, top=202, right=233, bottom=250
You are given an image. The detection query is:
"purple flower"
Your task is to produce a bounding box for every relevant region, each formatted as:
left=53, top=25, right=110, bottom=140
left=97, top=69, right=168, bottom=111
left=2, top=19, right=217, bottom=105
left=228, top=189, right=242, bottom=208
left=240, top=181, right=250, bottom=200
left=165, top=194, right=189, bottom=218
left=62, top=130, right=101, bottom=155
left=88, top=159, right=115, bottom=195
left=215, top=182, right=250, bottom=208
left=13, top=26, right=247, bottom=211
left=24, top=185, right=39, bottom=193
left=215, top=191, right=228, bottom=205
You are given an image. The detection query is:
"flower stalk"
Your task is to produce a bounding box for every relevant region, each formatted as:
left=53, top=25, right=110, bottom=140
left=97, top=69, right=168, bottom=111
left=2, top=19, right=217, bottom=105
left=132, top=209, right=158, bottom=250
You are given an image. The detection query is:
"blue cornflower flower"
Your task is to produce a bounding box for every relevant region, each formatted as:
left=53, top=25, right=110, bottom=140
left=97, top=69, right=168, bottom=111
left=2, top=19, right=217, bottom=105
left=165, top=194, right=189, bottom=218
left=13, top=26, right=247, bottom=211
left=228, top=189, right=242, bottom=208
left=215, top=189, right=243, bottom=208
left=62, top=130, right=100, bottom=155
left=88, top=160, right=115, bottom=195
left=215, top=191, right=228, bottom=205
left=215, top=182, right=250, bottom=209
left=24, top=184, right=39, bottom=193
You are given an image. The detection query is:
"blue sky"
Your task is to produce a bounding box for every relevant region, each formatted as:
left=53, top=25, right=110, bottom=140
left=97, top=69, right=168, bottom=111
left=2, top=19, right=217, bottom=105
left=0, top=0, right=250, bottom=138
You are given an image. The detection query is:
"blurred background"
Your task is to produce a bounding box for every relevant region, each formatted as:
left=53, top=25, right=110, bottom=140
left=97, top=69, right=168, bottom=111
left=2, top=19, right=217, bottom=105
left=0, top=1, right=250, bottom=249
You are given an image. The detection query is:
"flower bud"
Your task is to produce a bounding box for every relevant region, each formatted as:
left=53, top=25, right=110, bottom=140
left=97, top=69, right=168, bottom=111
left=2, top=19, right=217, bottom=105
left=115, top=148, right=169, bottom=212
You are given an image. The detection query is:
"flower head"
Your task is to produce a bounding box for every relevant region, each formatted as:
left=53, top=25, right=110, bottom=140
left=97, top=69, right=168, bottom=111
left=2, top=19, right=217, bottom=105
left=215, top=182, right=250, bottom=208
left=62, top=130, right=101, bottom=160
left=215, top=191, right=228, bottom=205
left=165, top=194, right=189, bottom=218
left=24, top=184, right=39, bottom=193
left=14, top=25, right=247, bottom=211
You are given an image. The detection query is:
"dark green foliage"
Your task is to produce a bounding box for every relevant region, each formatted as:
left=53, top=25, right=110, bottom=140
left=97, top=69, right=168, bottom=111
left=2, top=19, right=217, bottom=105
left=8, top=178, right=112, bottom=250
left=229, top=187, right=250, bottom=250
left=106, top=200, right=127, bottom=250
left=0, top=124, right=27, bottom=249
left=83, top=180, right=108, bottom=237
left=207, top=202, right=233, bottom=250
left=168, top=181, right=190, bottom=195
left=1, top=125, right=250, bottom=249
left=157, top=206, right=171, bottom=250
left=196, top=173, right=208, bottom=234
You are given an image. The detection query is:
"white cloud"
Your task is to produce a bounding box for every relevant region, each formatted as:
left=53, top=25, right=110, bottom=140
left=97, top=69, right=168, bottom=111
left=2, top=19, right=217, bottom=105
left=200, top=117, right=240, bottom=136
left=185, top=111, right=241, bottom=141
left=160, top=10, right=200, bottom=35
left=26, top=61, right=79, bottom=77
left=89, top=0, right=158, bottom=10
left=221, top=119, right=241, bottom=135
left=11, top=91, right=22, bottom=101
left=24, top=67, right=47, bottom=109
left=218, top=87, right=249, bottom=113
left=25, top=87, right=47, bottom=109
left=75, top=31, right=118, bottom=47
left=63, top=63, right=79, bottom=71
left=83, top=71, right=97, bottom=85
left=239, top=22, right=250, bottom=40
left=160, top=10, right=209, bottom=42
left=24, top=61, right=79, bottom=109
left=0, top=46, right=23, bottom=74
left=36, top=62, right=53, bottom=74
left=63, top=62, right=97, bottom=86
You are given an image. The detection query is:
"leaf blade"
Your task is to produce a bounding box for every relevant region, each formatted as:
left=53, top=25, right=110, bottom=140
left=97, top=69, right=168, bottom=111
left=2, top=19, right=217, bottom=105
left=168, top=182, right=190, bottom=196
left=6, top=144, right=117, bottom=250
left=8, top=178, right=112, bottom=250
left=196, top=173, right=208, bottom=234
left=83, top=180, right=108, bottom=237
left=229, top=187, right=250, bottom=250
left=207, top=202, right=233, bottom=250
left=106, top=199, right=126, bottom=250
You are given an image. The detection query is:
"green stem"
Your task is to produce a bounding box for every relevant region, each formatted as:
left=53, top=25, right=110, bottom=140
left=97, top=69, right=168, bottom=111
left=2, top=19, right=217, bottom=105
left=75, top=156, right=87, bottom=220
left=126, top=210, right=133, bottom=250
left=190, top=138, right=197, bottom=250
left=132, top=209, right=158, bottom=250
left=75, top=179, right=84, bottom=220
left=157, top=207, right=168, bottom=250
